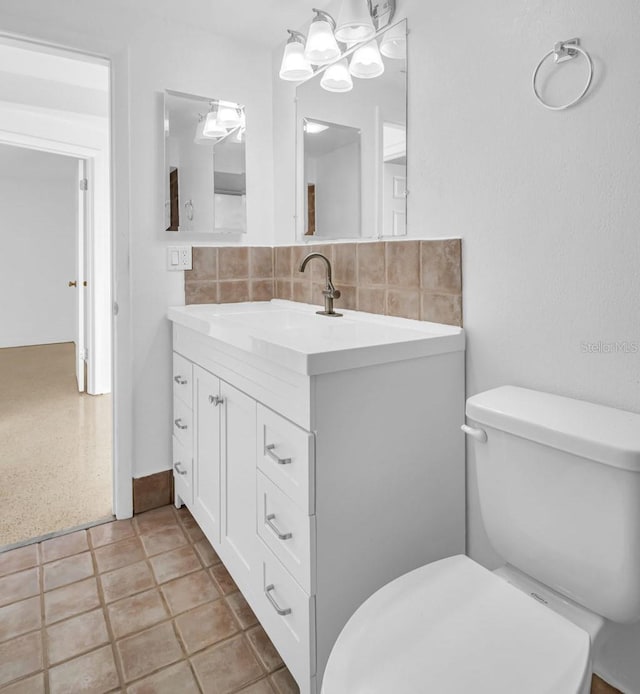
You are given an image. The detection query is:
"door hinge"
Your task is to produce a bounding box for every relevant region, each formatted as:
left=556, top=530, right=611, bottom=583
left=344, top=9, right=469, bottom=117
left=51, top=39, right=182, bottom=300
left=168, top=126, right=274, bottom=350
left=79, top=178, right=88, bottom=191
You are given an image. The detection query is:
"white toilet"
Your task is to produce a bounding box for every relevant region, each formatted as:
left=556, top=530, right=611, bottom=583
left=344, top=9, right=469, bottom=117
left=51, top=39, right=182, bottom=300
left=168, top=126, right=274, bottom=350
left=321, top=386, right=640, bottom=694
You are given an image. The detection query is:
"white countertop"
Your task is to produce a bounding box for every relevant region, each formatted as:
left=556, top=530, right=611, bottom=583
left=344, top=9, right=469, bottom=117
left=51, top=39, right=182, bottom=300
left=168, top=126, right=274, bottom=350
left=168, top=300, right=465, bottom=375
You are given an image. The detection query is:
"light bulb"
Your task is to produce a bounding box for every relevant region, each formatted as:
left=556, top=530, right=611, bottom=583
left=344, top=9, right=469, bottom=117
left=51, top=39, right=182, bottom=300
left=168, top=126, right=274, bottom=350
left=335, top=0, right=375, bottom=43
left=349, top=39, right=385, bottom=79
left=320, top=58, right=353, bottom=93
left=304, top=10, right=340, bottom=65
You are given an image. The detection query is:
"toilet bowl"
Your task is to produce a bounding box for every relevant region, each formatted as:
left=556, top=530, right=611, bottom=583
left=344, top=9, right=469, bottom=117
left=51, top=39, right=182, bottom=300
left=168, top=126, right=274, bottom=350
left=321, top=386, right=640, bottom=694
left=321, top=555, right=592, bottom=694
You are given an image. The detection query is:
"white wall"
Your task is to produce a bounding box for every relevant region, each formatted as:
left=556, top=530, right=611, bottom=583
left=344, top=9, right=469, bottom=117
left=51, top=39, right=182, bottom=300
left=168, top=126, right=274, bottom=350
left=0, top=146, right=77, bottom=347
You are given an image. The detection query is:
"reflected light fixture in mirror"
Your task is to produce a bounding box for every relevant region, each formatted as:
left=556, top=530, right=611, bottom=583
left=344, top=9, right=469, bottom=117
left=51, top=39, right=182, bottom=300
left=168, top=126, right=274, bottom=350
left=280, top=30, right=313, bottom=81
left=321, top=58, right=353, bottom=92
left=335, top=0, right=375, bottom=43
left=304, top=9, right=340, bottom=65
left=380, top=21, right=406, bottom=59
left=350, top=39, right=385, bottom=78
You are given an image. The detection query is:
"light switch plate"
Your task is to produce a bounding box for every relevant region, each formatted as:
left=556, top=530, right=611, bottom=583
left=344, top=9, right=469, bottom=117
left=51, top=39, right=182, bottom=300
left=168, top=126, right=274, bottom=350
left=167, top=245, right=192, bottom=271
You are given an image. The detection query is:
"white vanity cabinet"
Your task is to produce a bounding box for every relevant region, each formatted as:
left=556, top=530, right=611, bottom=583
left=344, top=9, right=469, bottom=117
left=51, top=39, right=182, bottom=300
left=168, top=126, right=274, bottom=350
left=170, top=301, right=465, bottom=694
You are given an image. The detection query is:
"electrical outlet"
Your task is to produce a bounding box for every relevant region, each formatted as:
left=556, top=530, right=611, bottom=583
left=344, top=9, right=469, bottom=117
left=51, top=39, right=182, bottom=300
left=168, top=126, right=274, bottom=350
left=167, top=245, right=192, bottom=271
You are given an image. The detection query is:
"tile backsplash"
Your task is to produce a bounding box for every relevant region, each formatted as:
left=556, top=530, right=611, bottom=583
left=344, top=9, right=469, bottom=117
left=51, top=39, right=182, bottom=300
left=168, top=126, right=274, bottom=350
left=184, top=239, right=462, bottom=327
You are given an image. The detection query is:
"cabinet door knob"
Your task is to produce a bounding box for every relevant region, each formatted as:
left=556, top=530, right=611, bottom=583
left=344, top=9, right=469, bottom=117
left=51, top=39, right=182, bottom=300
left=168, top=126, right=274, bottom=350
left=265, top=444, right=291, bottom=466
left=174, top=375, right=188, bottom=385
left=173, top=462, right=188, bottom=476
left=208, top=395, right=224, bottom=406
left=174, top=418, right=188, bottom=430
left=264, top=584, right=292, bottom=616
left=265, top=513, right=292, bottom=540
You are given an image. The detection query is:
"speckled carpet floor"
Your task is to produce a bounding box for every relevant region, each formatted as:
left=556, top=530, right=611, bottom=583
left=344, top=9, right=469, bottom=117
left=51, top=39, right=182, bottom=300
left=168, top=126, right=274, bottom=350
left=0, top=342, right=112, bottom=547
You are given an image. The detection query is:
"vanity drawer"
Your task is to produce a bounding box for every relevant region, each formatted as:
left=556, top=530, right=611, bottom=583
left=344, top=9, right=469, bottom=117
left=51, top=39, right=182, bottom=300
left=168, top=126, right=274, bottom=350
left=256, top=541, right=316, bottom=687
left=257, top=405, right=315, bottom=514
left=172, top=435, right=193, bottom=505
left=257, top=471, right=315, bottom=594
left=173, top=352, right=193, bottom=407
left=173, top=397, right=192, bottom=451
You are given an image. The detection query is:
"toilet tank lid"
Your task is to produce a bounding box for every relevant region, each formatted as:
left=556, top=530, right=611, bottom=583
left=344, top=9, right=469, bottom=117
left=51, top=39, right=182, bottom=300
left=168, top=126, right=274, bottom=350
left=466, top=386, right=640, bottom=472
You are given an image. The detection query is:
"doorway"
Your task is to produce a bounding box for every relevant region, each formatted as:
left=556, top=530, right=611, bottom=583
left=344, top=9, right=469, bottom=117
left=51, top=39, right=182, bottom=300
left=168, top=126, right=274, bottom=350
left=0, top=40, right=113, bottom=547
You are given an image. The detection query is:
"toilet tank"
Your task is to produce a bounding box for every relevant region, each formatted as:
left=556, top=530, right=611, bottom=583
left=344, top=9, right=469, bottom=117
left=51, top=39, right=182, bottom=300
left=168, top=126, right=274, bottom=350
left=466, top=386, right=640, bottom=624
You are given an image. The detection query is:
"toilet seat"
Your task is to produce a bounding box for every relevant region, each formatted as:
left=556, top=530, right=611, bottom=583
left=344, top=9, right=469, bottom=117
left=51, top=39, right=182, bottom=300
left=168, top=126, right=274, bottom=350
left=321, top=555, right=591, bottom=694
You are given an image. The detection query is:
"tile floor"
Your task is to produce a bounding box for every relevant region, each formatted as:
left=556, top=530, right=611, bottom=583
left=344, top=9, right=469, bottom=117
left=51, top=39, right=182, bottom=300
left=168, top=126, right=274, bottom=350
left=0, top=505, right=299, bottom=694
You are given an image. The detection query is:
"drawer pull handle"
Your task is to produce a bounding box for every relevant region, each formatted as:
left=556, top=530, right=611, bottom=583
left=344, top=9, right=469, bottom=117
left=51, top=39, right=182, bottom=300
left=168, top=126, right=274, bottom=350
left=209, top=395, right=224, bottom=406
left=174, top=375, right=188, bottom=385
left=174, top=462, right=188, bottom=476
left=265, top=444, right=291, bottom=466
left=265, top=584, right=292, bottom=616
left=265, top=513, right=292, bottom=540
left=174, top=418, right=188, bottom=430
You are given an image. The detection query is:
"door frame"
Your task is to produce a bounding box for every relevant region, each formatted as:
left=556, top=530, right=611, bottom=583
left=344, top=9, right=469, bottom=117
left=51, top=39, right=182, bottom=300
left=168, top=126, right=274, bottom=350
left=0, top=34, right=133, bottom=519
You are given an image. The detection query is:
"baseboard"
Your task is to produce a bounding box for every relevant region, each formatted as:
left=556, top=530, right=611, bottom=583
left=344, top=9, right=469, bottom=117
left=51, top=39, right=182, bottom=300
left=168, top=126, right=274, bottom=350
left=132, top=470, right=173, bottom=514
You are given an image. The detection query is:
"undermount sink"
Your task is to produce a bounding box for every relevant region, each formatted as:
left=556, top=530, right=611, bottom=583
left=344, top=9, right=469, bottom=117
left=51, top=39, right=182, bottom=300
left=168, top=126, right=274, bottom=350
left=167, top=300, right=464, bottom=375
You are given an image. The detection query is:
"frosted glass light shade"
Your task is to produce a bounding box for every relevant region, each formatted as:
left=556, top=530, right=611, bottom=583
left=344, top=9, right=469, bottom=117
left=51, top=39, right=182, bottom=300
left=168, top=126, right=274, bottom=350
left=202, top=111, right=226, bottom=138
left=217, top=105, right=241, bottom=128
left=380, top=22, right=406, bottom=59
left=279, top=40, right=313, bottom=81
left=321, top=59, right=353, bottom=92
left=349, top=39, right=385, bottom=78
left=335, top=0, right=375, bottom=43
left=304, top=17, right=341, bottom=65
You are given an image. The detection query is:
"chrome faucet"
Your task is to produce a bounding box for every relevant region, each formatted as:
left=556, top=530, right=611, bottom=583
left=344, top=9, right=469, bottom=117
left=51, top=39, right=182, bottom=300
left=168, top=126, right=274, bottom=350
left=299, top=252, right=342, bottom=317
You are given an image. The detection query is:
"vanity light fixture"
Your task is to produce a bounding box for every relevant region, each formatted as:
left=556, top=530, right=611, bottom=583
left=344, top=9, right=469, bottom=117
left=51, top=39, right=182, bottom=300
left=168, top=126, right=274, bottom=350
left=279, top=30, right=314, bottom=81
left=335, top=0, right=375, bottom=43
left=202, top=107, right=227, bottom=138
left=379, top=20, right=406, bottom=59
left=349, top=39, right=385, bottom=78
left=320, top=58, right=353, bottom=92
left=304, top=9, right=341, bottom=65
left=216, top=103, right=242, bottom=129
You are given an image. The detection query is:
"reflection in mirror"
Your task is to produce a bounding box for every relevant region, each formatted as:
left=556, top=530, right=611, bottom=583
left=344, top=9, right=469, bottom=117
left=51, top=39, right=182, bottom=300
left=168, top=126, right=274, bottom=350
left=296, top=20, right=407, bottom=240
left=304, top=119, right=361, bottom=237
left=164, top=91, right=246, bottom=233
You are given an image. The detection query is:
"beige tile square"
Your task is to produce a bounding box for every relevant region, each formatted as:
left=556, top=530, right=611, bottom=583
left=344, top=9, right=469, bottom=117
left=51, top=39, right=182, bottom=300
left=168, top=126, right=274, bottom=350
left=218, top=280, right=250, bottom=303
left=126, top=661, right=200, bottom=694
left=274, top=247, right=292, bottom=279
left=134, top=507, right=179, bottom=536
left=161, top=570, right=219, bottom=615
left=188, top=247, right=218, bottom=281
left=43, top=552, right=94, bottom=591
left=250, top=279, right=275, bottom=302
left=0, top=672, right=45, bottom=694
left=140, top=527, right=188, bottom=558
left=0, top=596, right=41, bottom=642
left=175, top=600, right=239, bottom=654
left=246, top=626, right=284, bottom=673
left=238, top=680, right=276, bottom=694
left=46, top=608, right=109, bottom=665
left=191, top=635, right=263, bottom=694
left=44, top=577, right=100, bottom=624
left=0, top=631, right=43, bottom=688
left=0, top=567, right=39, bottom=607
left=270, top=668, right=299, bottom=694
left=290, top=246, right=310, bottom=279
left=89, top=520, right=135, bottom=548
left=94, top=537, right=144, bottom=574
left=0, top=544, right=38, bottom=578
left=107, top=588, right=168, bottom=639
left=357, top=242, right=386, bottom=285
left=420, top=291, right=463, bottom=327
left=274, top=279, right=292, bottom=301
left=100, top=560, right=155, bottom=603
left=420, top=239, right=462, bottom=293
left=291, top=280, right=311, bottom=304
left=193, top=538, right=220, bottom=568
left=41, top=530, right=89, bottom=563
left=185, top=281, right=218, bottom=305
left=49, top=645, right=118, bottom=694
left=357, top=286, right=386, bottom=314
left=210, top=563, right=238, bottom=596
left=386, top=288, right=420, bottom=320
left=150, top=545, right=202, bottom=584
left=333, top=244, right=357, bottom=285
left=249, top=247, right=274, bottom=279
left=337, top=285, right=357, bottom=310
left=218, top=247, right=249, bottom=280
left=226, top=591, right=258, bottom=630
left=386, top=240, right=420, bottom=287
left=133, top=472, right=173, bottom=514
left=116, top=622, right=182, bottom=683
left=306, top=245, right=333, bottom=284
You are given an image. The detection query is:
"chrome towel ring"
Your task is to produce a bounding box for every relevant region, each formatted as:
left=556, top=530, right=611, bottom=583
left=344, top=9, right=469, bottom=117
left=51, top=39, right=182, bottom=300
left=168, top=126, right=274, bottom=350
left=533, top=38, right=594, bottom=111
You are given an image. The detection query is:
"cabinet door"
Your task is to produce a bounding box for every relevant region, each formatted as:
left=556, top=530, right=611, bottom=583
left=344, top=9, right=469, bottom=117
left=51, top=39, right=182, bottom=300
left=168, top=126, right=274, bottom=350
left=220, top=381, right=258, bottom=596
left=193, top=366, right=222, bottom=546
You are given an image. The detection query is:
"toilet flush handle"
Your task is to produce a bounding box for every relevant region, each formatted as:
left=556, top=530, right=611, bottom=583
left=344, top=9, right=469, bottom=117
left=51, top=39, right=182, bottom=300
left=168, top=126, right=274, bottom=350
left=461, top=424, right=488, bottom=443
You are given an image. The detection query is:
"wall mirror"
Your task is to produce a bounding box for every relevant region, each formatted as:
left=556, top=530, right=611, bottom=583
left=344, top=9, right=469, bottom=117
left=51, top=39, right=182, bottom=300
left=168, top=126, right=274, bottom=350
left=164, top=90, right=246, bottom=234
left=296, top=19, right=407, bottom=240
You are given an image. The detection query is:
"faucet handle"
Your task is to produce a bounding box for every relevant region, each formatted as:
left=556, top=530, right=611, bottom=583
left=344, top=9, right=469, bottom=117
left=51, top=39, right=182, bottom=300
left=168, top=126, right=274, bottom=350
left=323, top=288, right=341, bottom=299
